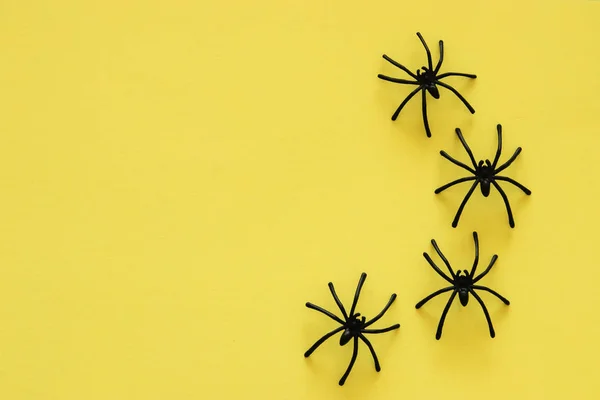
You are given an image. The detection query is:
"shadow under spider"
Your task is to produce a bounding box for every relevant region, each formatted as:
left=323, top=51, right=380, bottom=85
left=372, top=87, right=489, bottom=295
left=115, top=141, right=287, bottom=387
left=416, top=232, right=510, bottom=339
left=378, top=32, right=476, bottom=138
left=436, top=124, right=532, bottom=228
left=304, top=272, right=400, bottom=386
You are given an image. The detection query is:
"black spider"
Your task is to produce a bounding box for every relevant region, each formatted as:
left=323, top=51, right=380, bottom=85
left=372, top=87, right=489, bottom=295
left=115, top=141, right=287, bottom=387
left=436, top=124, right=532, bottom=228
left=304, top=272, right=400, bottom=386
left=416, top=232, right=510, bottom=339
left=377, top=32, right=477, bottom=138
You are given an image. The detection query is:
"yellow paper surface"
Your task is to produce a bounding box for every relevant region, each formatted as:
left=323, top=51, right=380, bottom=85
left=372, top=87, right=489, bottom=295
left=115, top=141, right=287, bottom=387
left=1, top=1, right=599, bottom=399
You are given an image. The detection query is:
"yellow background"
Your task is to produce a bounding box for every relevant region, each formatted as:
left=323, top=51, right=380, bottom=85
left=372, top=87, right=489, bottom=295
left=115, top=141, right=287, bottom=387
left=1, top=0, right=599, bottom=399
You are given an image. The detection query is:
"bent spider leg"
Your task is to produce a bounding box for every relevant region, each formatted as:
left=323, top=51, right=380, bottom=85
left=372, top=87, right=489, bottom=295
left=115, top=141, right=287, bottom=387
left=359, top=334, right=381, bottom=371
left=434, top=176, right=476, bottom=194
left=362, top=324, right=400, bottom=334
left=377, top=74, right=419, bottom=85
left=305, top=302, right=345, bottom=325
left=304, top=326, right=345, bottom=357
left=328, top=282, right=349, bottom=320
left=382, top=55, right=418, bottom=79
left=491, top=181, right=515, bottom=228
left=451, top=181, right=478, bottom=228
left=431, top=239, right=455, bottom=278
left=339, top=337, right=359, bottom=386
left=437, top=72, right=477, bottom=79
left=391, top=86, right=422, bottom=120
left=455, top=128, right=478, bottom=169
left=494, top=147, right=522, bottom=174
left=440, top=150, right=476, bottom=174
left=494, top=176, right=532, bottom=195
left=436, top=290, right=458, bottom=340
left=415, top=286, right=454, bottom=308
left=364, top=294, right=397, bottom=327
left=416, top=32, right=433, bottom=70
left=472, top=254, right=498, bottom=283
left=422, top=88, right=432, bottom=137
left=436, top=81, right=475, bottom=114
left=469, top=232, right=480, bottom=278
left=349, top=273, right=367, bottom=317
left=469, top=289, right=495, bottom=338
left=433, top=40, right=444, bottom=74
left=492, top=124, right=503, bottom=169
left=423, top=252, right=454, bottom=284
left=472, top=285, right=510, bottom=305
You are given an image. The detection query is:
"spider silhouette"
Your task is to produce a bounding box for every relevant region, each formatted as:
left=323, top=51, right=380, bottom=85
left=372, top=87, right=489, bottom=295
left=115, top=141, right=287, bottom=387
left=304, top=272, right=400, bottom=386
left=436, top=124, right=532, bottom=228
left=377, top=32, right=476, bottom=138
left=416, top=232, right=510, bottom=339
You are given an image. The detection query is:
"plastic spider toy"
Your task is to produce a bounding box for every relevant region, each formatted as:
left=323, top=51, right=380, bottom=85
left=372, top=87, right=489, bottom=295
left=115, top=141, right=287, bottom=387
left=377, top=32, right=476, bottom=138
left=436, top=124, right=532, bottom=228
left=304, top=272, right=400, bottom=386
left=416, top=232, right=510, bottom=339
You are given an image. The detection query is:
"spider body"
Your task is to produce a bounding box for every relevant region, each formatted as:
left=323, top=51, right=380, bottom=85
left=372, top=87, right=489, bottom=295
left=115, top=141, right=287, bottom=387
left=454, top=270, right=473, bottom=306
left=340, top=314, right=366, bottom=345
left=416, top=232, right=510, bottom=340
left=436, top=124, right=532, bottom=228
left=305, top=272, right=400, bottom=386
left=377, top=32, right=476, bottom=137
left=416, top=68, right=440, bottom=98
left=475, top=161, right=494, bottom=196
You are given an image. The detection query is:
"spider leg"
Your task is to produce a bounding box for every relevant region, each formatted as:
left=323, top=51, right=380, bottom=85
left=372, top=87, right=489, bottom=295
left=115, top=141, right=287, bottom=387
left=494, top=147, right=522, bottom=174
left=422, top=88, right=432, bottom=137
left=362, top=324, right=401, bottom=334
left=377, top=74, right=419, bottom=85
left=434, top=176, right=476, bottom=194
left=472, top=254, right=498, bottom=283
left=451, top=181, right=478, bottom=228
left=391, top=86, right=422, bottom=121
left=469, top=231, right=480, bottom=278
left=494, top=176, right=531, bottom=195
left=469, top=289, right=496, bottom=338
left=492, top=124, right=503, bottom=169
left=431, top=239, right=456, bottom=278
left=349, top=272, right=367, bottom=317
left=437, top=72, right=477, bottom=79
left=359, top=334, right=381, bottom=371
left=433, top=40, right=444, bottom=74
left=423, top=252, right=454, bottom=284
left=304, top=326, right=345, bottom=357
left=472, top=285, right=510, bottom=305
left=339, top=337, right=359, bottom=386
left=436, top=290, right=458, bottom=340
left=455, top=128, right=478, bottom=169
left=436, top=81, right=475, bottom=114
left=416, top=32, right=433, bottom=70
left=491, top=181, right=515, bottom=228
left=306, top=302, right=345, bottom=324
left=364, top=293, right=397, bottom=327
left=415, top=286, right=454, bottom=308
left=382, top=54, right=418, bottom=79
left=439, top=151, right=476, bottom=174
left=328, top=282, right=349, bottom=320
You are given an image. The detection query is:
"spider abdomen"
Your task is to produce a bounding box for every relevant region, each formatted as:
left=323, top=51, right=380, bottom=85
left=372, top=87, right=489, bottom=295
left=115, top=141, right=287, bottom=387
left=480, top=180, right=491, bottom=197
left=458, top=289, right=469, bottom=306
left=340, top=329, right=353, bottom=346
left=426, top=84, right=440, bottom=99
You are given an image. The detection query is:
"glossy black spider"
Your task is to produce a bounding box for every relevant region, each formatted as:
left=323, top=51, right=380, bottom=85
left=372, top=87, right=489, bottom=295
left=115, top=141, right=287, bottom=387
left=436, top=124, right=532, bottom=228
left=304, top=272, right=400, bottom=386
left=416, top=232, right=510, bottom=339
left=377, top=32, right=476, bottom=138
